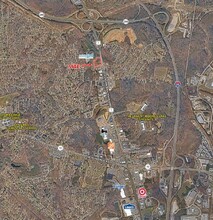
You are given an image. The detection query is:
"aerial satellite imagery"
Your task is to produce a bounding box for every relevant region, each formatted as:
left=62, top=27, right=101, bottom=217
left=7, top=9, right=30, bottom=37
left=0, top=0, right=213, bottom=219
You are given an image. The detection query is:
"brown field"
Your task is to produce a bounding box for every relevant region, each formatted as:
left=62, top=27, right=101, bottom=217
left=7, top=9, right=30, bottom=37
left=0, top=93, right=20, bottom=107
left=81, top=159, right=106, bottom=189
left=103, top=28, right=137, bottom=44
left=154, top=66, right=169, bottom=81
left=126, top=101, right=141, bottom=113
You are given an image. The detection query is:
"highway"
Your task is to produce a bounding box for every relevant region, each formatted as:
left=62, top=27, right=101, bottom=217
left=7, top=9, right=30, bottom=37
left=7, top=0, right=150, bottom=26
left=140, top=3, right=181, bottom=220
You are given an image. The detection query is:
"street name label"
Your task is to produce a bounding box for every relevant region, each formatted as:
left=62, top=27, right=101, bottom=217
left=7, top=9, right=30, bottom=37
left=128, top=114, right=166, bottom=121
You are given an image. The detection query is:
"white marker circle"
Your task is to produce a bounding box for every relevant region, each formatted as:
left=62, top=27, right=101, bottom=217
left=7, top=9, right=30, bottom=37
left=145, top=164, right=151, bottom=170
left=109, top=107, right=114, bottom=113
left=58, top=145, right=64, bottom=151
left=96, top=41, right=101, bottom=46
left=39, top=12, right=45, bottom=18
left=123, top=19, right=129, bottom=25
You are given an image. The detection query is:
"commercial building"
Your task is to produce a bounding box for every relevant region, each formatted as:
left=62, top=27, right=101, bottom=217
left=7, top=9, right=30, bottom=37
left=107, top=140, right=115, bottom=154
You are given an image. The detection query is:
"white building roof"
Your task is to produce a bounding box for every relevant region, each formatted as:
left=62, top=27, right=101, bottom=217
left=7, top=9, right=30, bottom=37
left=123, top=208, right=132, bottom=217
left=120, top=189, right=126, bottom=198
left=196, top=114, right=205, bottom=124
left=109, top=149, right=114, bottom=154
left=141, top=103, right=148, bottom=111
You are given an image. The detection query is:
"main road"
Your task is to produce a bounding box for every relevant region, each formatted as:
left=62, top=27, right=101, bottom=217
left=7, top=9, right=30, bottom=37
left=140, top=3, right=181, bottom=220
left=99, top=51, right=144, bottom=219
